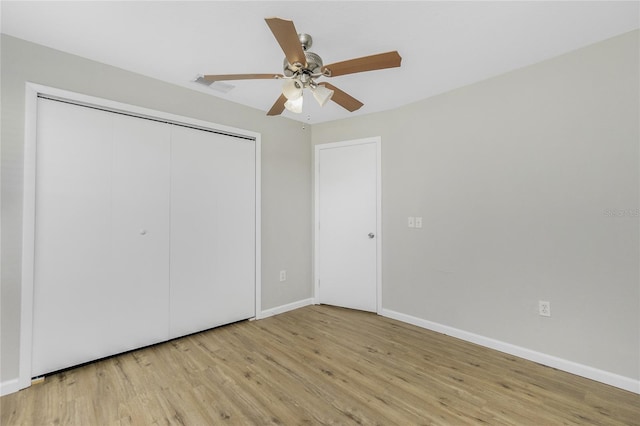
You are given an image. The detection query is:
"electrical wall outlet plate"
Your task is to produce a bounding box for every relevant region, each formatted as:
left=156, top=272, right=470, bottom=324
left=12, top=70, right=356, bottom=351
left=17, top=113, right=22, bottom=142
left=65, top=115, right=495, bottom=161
left=279, top=270, right=287, bottom=282
left=539, top=300, right=551, bottom=317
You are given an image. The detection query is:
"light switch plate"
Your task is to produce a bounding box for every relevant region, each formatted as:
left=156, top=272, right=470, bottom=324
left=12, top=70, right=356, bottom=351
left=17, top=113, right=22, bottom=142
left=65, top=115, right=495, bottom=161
left=408, top=217, right=415, bottom=228
left=415, top=217, right=422, bottom=228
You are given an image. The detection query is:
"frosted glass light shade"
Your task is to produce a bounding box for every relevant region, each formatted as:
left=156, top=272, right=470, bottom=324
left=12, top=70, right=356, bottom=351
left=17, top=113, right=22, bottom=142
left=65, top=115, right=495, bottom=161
left=284, top=96, right=303, bottom=113
left=312, top=85, right=334, bottom=107
left=282, top=79, right=303, bottom=100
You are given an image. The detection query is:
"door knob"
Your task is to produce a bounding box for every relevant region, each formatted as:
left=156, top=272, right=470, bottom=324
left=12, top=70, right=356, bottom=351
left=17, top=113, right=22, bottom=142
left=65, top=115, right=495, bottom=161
left=368, top=233, right=375, bottom=239
left=139, top=229, right=147, bottom=236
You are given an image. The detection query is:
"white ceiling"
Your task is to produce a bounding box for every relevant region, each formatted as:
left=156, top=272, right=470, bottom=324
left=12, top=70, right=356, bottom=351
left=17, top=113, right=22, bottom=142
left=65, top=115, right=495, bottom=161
left=2, top=1, right=638, bottom=124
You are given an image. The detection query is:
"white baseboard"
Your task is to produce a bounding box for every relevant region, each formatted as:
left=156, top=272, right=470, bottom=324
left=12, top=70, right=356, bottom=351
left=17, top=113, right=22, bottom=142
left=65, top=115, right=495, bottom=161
left=381, top=308, right=640, bottom=395
left=258, top=298, right=315, bottom=320
left=1, top=378, right=20, bottom=396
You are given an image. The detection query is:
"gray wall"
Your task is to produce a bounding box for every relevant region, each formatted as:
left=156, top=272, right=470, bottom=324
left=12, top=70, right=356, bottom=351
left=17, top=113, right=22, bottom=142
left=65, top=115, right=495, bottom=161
left=312, top=30, right=639, bottom=380
left=0, top=35, right=313, bottom=383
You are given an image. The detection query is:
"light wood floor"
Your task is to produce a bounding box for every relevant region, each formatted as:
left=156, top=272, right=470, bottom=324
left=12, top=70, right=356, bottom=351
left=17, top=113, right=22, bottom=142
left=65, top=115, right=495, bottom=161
left=2, top=305, right=639, bottom=425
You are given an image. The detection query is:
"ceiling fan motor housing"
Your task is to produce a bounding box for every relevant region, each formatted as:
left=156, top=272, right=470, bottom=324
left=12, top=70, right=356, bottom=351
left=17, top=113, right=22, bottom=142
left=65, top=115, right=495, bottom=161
left=283, top=51, right=324, bottom=77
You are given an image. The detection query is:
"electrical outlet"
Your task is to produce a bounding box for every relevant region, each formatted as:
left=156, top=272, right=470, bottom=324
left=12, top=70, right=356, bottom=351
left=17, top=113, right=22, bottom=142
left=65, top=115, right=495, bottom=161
left=279, top=270, right=287, bottom=282
left=539, top=300, right=551, bottom=317
left=408, top=217, right=415, bottom=228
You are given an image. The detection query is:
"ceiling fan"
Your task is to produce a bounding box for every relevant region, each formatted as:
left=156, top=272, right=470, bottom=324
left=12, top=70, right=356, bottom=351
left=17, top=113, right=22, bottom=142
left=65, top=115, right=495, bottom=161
left=201, top=17, right=402, bottom=116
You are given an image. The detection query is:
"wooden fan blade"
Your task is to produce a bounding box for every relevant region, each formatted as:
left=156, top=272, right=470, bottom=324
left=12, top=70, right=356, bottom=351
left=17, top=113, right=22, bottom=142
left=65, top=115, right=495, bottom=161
left=265, top=17, right=307, bottom=68
left=203, top=73, right=283, bottom=82
left=267, top=93, right=287, bottom=116
left=322, top=51, right=402, bottom=77
left=320, top=83, right=364, bottom=112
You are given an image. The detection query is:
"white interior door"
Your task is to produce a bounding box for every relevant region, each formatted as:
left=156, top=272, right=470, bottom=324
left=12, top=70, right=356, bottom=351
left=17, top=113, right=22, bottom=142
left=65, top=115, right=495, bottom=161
left=169, top=126, right=256, bottom=338
left=316, top=139, right=380, bottom=312
left=32, top=99, right=171, bottom=376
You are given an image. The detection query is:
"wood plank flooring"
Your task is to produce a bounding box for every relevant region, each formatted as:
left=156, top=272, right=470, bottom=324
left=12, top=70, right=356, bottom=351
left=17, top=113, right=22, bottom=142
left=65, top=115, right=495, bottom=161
left=2, top=305, right=639, bottom=425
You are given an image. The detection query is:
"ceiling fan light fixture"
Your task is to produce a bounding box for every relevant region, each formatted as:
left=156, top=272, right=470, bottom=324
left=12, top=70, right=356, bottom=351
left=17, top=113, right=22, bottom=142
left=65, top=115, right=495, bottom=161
left=284, top=96, right=303, bottom=113
left=282, top=79, right=303, bottom=100
left=312, top=84, right=334, bottom=107
left=203, top=18, right=401, bottom=117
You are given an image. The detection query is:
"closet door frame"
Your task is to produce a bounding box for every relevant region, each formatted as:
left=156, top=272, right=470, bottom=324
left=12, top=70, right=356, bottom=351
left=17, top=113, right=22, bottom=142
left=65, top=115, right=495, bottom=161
left=19, top=83, right=262, bottom=390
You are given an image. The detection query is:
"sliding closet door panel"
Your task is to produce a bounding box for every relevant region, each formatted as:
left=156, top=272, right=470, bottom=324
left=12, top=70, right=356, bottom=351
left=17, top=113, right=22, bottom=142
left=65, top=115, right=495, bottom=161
left=33, top=99, right=113, bottom=376
left=170, top=126, right=255, bottom=338
left=32, top=99, right=171, bottom=376
left=110, top=115, right=171, bottom=348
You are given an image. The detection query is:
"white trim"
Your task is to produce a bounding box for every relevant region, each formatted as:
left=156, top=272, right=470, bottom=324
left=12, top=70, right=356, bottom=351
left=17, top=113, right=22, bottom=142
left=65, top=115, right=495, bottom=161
left=28, top=84, right=259, bottom=141
left=381, top=308, right=640, bottom=395
left=254, top=135, right=262, bottom=322
left=0, top=379, right=21, bottom=396
left=375, top=138, right=382, bottom=314
left=19, top=83, right=39, bottom=390
left=19, top=82, right=262, bottom=391
left=314, top=137, right=383, bottom=314
left=258, top=298, right=315, bottom=320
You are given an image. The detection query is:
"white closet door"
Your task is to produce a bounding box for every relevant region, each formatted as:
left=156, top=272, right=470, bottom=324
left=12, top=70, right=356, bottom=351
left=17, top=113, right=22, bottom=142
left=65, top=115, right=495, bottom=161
left=109, top=114, right=171, bottom=344
left=32, top=100, right=171, bottom=376
left=170, top=126, right=256, bottom=338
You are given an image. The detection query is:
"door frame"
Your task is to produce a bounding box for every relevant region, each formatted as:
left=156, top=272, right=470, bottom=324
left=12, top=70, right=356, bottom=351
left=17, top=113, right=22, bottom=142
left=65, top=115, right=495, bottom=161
left=19, top=83, right=262, bottom=390
left=314, top=137, right=382, bottom=314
